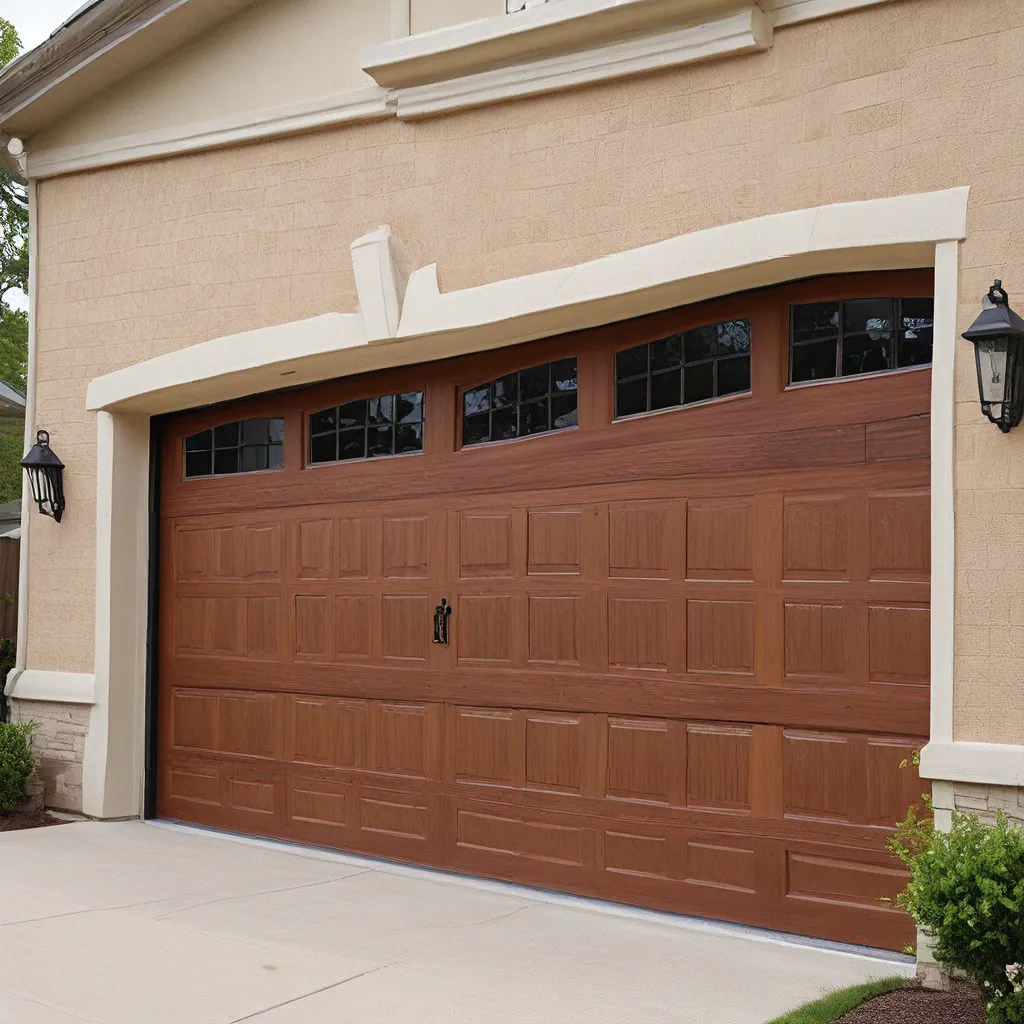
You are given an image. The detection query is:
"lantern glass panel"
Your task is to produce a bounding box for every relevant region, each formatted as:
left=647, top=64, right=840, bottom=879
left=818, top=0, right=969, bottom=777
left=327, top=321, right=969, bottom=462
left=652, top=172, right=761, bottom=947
left=976, top=337, right=1010, bottom=407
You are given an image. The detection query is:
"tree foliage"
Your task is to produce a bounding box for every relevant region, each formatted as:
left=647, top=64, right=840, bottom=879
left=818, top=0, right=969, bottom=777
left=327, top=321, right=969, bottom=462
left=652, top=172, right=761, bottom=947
left=0, top=19, right=27, bottom=393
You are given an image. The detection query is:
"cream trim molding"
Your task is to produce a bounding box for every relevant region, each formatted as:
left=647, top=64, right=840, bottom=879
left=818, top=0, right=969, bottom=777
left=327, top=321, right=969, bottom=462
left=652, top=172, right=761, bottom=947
left=26, top=86, right=390, bottom=180
left=5, top=669, right=96, bottom=704
left=386, top=9, right=770, bottom=120
left=78, top=187, right=966, bottom=819
left=25, top=0, right=896, bottom=179
left=921, top=742, right=1024, bottom=789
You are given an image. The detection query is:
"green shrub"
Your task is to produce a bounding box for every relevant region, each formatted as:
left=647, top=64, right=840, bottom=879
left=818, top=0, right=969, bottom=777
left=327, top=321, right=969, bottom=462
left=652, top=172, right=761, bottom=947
left=890, top=808, right=1024, bottom=1023
left=0, top=719, right=35, bottom=813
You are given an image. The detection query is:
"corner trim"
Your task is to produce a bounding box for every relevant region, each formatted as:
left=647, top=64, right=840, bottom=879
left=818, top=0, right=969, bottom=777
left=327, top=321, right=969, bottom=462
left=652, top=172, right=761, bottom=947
left=5, top=668, right=97, bottom=704
left=388, top=9, right=771, bottom=120
left=920, top=741, right=1024, bottom=789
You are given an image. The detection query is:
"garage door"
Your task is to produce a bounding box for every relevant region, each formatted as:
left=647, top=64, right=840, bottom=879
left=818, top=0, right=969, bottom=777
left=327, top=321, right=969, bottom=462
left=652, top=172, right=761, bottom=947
left=157, top=271, right=932, bottom=950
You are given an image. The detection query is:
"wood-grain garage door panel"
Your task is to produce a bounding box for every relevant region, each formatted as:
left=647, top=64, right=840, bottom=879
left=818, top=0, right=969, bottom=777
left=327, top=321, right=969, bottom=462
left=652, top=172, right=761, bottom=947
left=158, top=271, right=932, bottom=951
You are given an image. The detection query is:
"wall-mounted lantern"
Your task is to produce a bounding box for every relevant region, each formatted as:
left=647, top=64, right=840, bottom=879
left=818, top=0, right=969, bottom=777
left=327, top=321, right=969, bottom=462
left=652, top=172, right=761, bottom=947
left=21, top=430, right=65, bottom=523
left=963, top=280, right=1024, bottom=433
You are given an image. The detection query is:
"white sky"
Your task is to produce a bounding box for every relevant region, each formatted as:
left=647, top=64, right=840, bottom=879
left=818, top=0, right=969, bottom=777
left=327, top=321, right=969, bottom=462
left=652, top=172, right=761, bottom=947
left=0, top=0, right=89, bottom=51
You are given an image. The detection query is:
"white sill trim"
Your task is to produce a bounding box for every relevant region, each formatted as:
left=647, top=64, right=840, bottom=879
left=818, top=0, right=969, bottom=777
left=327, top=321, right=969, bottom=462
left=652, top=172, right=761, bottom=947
left=920, top=741, right=1024, bottom=789
left=5, top=668, right=97, bottom=704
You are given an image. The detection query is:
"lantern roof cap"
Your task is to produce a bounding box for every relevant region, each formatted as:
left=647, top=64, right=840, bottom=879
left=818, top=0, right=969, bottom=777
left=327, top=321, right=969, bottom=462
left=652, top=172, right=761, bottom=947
left=20, top=430, right=64, bottom=470
left=963, top=280, right=1024, bottom=342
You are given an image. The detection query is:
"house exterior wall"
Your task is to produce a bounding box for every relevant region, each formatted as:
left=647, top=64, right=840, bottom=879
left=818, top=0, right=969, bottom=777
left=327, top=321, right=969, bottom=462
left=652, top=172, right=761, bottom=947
left=12, top=700, right=88, bottom=812
left=30, top=0, right=390, bottom=156
left=11, top=0, right=1024, bottom=813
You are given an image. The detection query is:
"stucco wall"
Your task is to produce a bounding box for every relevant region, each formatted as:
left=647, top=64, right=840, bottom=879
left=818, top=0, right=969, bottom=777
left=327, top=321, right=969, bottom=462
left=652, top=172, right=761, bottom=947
left=23, top=0, right=1024, bottom=749
left=30, top=0, right=390, bottom=155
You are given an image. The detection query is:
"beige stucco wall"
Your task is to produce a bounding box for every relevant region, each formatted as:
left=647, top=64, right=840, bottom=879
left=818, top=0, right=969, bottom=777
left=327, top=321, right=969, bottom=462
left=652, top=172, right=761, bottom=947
left=20, top=0, right=1024, bottom=752
left=410, top=0, right=505, bottom=35
left=30, top=0, right=390, bottom=155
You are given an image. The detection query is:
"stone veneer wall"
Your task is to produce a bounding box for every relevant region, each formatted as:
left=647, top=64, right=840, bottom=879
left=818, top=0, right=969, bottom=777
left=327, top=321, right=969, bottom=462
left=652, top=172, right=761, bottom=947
left=12, top=700, right=88, bottom=812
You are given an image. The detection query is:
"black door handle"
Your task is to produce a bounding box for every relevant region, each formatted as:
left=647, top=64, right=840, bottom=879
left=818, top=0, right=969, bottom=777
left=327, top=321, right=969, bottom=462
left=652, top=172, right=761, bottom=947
left=432, top=598, right=452, bottom=645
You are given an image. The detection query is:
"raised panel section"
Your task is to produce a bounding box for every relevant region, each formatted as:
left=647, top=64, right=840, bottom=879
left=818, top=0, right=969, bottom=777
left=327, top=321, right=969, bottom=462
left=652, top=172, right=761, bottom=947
left=609, top=507, right=669, bottom=579
left=783, top=496, right=849, bottom=580
left=783, top=731, right=851, bottom=823
left=176, top=528, right=211, bottom=580
left=606, top=717, right=670, bottom=804
left=459, top=513, right=514, bottom=577
left=686, top=601, right=755, bottom=675
left=453, top=708, right=517, bottom=786
left=172, top=691, right=218, bottom=751
left=456, top=810, right=583, bottom=866
left=370, top=702, right=438, bottom=779
left=865, top=736, right=926, bottom=827
left=228, top=774, right=278, bottom=815
left=244, top=523, right=281, bottom=580
left=382, top=516, right=428, bottom=579
left=869, top=605, right=929, bottom=685
left=289, top=696, right=362, bottom=769
left=608, top=598, right=668, bottom=670
left=337, top=518, right=368, bottom=578
left=686, top=498, right=753, bottom=580
left=869, top=490, right=930, bottom=581
left=214, top=528, right=238, bottom=578
left=686, top=841, right=755, bottom=893
left=177, top=597, right=206, bottom=652
left=294, top=595, right=328, bottom=658
left=297, top=519, right=334, bottom=580
left=787, top=851, right=908, bottom=908
left=686, top=724, right=751, bottom=811
left=360, top=790, right=429, bottom=841
left=784, top=603, right=847, bottom=678
left=335, top=596, right=372, bottom=659
left=219, top=694, right=280, bottom=759
left=458, top=594, right=514, bottom=663
left=382, top=596, right=429, bottom=661
left=525, top=714, right=583, bottom=795
left=167, top=763, right=220, bottom=805
left=604, top=830, right=670, bottom=878
left=211, top=598, right=247, bottom=655
left=528, top=596, right=579, bottom=665
left=247, top=597, right=280, bottom=658
left=528, top=509, right=581, bottom=575
left=289, top=778, right=349, bottom=832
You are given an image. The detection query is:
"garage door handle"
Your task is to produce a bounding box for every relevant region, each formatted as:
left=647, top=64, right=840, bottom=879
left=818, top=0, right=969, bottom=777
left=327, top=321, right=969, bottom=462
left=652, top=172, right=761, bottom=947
left=433, top=599, right=452, bottom=645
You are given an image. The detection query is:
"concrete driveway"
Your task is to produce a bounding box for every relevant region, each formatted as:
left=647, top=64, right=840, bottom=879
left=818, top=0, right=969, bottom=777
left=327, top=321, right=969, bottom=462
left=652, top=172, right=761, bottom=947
left=0, top=821, right=913, bottom=1024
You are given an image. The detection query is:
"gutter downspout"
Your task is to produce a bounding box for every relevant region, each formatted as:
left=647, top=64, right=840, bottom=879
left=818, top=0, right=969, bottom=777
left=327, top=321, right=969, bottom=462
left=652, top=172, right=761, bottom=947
left=5, top=162, right=36, bottom=698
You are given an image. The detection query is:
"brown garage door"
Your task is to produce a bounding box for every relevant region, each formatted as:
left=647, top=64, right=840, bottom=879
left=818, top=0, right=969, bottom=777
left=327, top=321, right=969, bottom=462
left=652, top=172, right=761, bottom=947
left=157, top=271, right=931, bottom=951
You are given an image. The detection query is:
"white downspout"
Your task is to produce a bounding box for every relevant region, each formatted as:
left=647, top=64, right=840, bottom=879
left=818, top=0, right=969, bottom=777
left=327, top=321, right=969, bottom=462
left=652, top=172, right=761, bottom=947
left=5, top=156, right=35, bottom=697
left=390, top=0, right=411, bottom=38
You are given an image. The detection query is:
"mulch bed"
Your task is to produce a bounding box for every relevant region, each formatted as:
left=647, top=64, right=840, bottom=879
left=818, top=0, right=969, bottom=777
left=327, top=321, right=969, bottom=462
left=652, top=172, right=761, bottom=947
left=837, top=981, right=986, bottom=1023
left=0, top=810, right=70, bottom=832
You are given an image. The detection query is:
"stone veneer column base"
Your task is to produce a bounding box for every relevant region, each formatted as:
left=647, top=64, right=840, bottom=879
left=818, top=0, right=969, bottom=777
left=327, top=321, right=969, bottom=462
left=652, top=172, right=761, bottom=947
left=10, top=698, right=88, bottom=813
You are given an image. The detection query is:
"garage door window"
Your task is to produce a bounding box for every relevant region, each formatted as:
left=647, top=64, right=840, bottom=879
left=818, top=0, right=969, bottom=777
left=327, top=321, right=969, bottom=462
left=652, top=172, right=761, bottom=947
left=183, top=418, right=284, bottom=478
left=790, top=297, right=934, bottom=384
left=462, top=358, right=578, bottom=447
left=614, top=318, right=751, bottom=419
left=309, top=392, right=424, bottom=464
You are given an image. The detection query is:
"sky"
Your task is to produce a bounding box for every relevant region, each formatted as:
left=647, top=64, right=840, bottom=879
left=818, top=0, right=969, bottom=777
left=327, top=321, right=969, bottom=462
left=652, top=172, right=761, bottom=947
left=0, top=0, right=89, bottom=51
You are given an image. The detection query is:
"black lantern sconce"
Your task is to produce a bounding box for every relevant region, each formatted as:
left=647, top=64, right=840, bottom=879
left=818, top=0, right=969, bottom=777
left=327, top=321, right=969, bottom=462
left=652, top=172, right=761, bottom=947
left=21, top=430, right=65, bottom=523
left=963, top=280, right=1024, bottom=433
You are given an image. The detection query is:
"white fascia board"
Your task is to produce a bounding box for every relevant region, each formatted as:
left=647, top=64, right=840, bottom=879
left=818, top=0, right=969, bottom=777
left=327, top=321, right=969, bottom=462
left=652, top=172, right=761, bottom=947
left=398, top=188, right=969, bottom=340
left=769, top=0, right=894, bottom=28
left=920, top=741, right=1024, bottom=789
left=391, top=9, right=771, bottom=120
left=85, top=312, right=366, bottom=414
